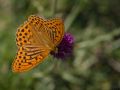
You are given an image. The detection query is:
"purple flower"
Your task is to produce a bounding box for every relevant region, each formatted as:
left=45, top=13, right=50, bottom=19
left=50, top=32, right=74, bottom=60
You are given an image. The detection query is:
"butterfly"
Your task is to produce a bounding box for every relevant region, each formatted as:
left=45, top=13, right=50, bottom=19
left=12, top=15, right=64, bottom=73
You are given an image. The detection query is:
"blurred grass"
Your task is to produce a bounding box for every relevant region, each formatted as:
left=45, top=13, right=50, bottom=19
left=0, top=0, right=120, bottom=90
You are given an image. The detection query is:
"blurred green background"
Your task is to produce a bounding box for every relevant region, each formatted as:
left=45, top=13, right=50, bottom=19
left=0, top=0, right=120, bottom=90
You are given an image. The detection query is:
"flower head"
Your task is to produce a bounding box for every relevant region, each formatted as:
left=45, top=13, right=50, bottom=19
left=50, top=32, right=74, bottom=60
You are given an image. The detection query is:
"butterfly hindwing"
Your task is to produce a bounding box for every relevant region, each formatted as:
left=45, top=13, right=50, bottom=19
left=12, top=46, right=50, bottom=72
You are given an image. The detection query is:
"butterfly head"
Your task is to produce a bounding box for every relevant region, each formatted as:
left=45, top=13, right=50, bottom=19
left=51, top=47, right=58, bottom=54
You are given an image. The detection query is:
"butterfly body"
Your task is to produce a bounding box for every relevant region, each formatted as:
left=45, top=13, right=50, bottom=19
left=12, top=15, right=64, bottom=72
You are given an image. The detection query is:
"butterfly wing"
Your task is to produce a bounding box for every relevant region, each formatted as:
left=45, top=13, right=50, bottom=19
left=12, top=15, right=53, bottom=72
left=16, top=15, right=45, bottom=47
left=12, top=46, right=50, bottom=72
left=44, top=18, right=64, bottom=46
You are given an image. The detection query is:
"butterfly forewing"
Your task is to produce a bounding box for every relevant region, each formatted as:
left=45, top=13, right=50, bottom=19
left=44, top=18, right=64, bottom=46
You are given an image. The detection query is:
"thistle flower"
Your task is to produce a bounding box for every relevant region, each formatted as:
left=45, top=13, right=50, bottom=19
left=50, top=32, right=74, bottom=60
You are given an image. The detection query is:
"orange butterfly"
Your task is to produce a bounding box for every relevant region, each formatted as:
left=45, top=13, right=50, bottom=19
left=12, top=15, right=64, bottom=73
